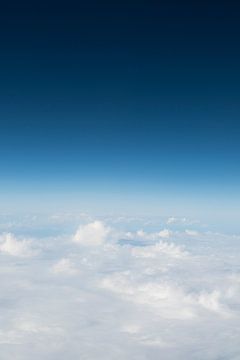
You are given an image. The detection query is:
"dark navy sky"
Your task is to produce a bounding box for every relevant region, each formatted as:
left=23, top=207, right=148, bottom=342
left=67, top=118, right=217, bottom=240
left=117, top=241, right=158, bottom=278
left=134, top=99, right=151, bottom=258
left=1, top=1, right=240, bottom=221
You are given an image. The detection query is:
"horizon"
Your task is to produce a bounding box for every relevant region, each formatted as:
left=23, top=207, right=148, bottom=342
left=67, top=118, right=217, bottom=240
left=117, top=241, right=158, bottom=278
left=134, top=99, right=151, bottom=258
left=0, top=2, right=240, bottom=359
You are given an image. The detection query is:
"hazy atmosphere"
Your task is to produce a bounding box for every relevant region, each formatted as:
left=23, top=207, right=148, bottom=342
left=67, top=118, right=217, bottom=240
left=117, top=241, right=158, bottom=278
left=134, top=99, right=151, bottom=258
left=0, top=1, right=240, bottom=359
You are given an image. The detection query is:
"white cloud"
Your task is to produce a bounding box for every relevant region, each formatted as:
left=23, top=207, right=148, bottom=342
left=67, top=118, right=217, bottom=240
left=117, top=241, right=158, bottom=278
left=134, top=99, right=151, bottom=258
left=100, top=275, right=196, bottom=320
left=0, top=232, right=36, bottom=257
left=197, top=290, right=230, bottom=317
left=125, top=228, right=171, bottom=241
left=185, top=229, right=200, bottom=236
left=73, top=221, right=110, bottom=246
left=131, top=241, right=187, bottom=259
left=51, top=258, right=78, bottom=275
left=166, top=217, right=199, bottom=226
left=0, top=215, right=239, bottom=359
left=167, top=216, right=179, bottom=224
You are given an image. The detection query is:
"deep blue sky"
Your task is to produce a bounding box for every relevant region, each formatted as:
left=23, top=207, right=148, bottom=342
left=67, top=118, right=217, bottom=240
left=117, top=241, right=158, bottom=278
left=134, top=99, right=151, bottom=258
left=0, top=1, right=240, bottom=223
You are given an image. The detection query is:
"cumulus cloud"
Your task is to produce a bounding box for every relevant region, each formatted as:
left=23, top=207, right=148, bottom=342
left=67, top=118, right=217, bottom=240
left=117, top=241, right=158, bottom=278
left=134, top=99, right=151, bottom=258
left=131, top=241, right=187, bottom=259
left=125, top=228, right=171, bottom=242
left=166, top=216, right=199, bottom=226
left=0, top=216, right=239, bottom=359
left=185, top=229, right=200, bottom=236
left=101, top=275, right=196, bottom=320
left=51, top=258, right=78, bottom=275
left=73, top=220, right=110, bottom=246
left=197, top=290, right=230, bottom=317
left=0, top=232, right=36, bottom=257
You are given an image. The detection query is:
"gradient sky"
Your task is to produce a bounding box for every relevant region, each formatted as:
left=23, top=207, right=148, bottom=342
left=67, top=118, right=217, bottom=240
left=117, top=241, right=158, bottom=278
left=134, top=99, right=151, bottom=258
left=0, top=1, right=240, bottom=224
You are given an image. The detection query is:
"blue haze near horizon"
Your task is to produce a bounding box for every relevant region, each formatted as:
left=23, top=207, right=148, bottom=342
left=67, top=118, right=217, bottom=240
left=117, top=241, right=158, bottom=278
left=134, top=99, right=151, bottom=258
left=0, top=1, right=240, bottom=228
left=1, top=3, right=240, bottom=359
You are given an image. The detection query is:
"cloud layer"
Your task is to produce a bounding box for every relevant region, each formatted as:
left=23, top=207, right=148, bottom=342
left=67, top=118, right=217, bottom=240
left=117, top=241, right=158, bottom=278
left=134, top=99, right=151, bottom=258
left=0, top=216, right=239, bottom=359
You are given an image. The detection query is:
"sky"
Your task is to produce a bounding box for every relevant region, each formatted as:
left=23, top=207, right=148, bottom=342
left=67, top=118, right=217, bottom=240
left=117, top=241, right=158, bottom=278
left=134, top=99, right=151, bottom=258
left=0, top=1, right=240, bottom=222
left=1, top=3, right=240, bottom=359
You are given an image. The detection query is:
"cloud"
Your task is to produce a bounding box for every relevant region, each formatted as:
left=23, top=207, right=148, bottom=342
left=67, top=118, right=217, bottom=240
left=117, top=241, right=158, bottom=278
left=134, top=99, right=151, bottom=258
left=73, top=221, right=110, bottom=246
left=0, top=215, right=239, bottom=359
left=166, top=217, right=199, bottom=226
left=51, top=258, right=78, bottom=275
left=185, top=229, right=200, bottom=236
left=167, top=217, right=179, bottom=224
left=131, top=241, right=188, bottom=259
left=0, top=232, right=36, bottom=257
left=100, top=275, right=196, bottom=320
left=125, top=228, right=171, bottom=241
left=197, top=290, right=230, bottom=317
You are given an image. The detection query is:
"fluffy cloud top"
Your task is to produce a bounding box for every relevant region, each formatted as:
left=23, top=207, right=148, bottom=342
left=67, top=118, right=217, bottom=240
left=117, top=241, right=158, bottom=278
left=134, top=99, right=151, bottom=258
left=0, top=216, right=239, bottom=360
left=131, top=241, right=188, bottom=259
left=51, top=258, right=78, bottom=275
left=73, top=220, right=110, bottom=246
left=0, top=233, right=36, bottom=257
left=166, top=217, right=199, bottom=226
left=125, top=228, right=171, bottom=241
